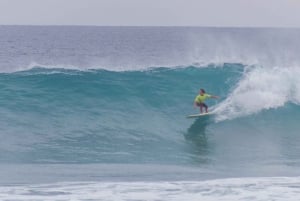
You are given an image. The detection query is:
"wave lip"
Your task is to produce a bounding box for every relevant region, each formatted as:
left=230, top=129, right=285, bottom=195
left=214, top=66, right=300, bottom=121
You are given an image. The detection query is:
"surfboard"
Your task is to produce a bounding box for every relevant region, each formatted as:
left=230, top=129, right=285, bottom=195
left=186, top=112, right=213, bottom=118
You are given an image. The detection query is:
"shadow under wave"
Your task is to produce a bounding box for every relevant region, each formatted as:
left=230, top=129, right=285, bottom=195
left=184, top=116, right=212, bottom=163
left=185, top=116, right=210, bottom=140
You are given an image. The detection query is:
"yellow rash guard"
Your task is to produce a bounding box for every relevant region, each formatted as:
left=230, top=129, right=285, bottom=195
left=194, top=94, right=212, bottom=103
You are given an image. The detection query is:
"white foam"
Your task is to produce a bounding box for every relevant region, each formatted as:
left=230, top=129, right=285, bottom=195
left=0, top=177, right=299, bottom=201
left=214, top=66, right=300, bottom=121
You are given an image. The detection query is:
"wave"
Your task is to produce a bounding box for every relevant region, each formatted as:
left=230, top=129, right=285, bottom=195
left=1, top=63, right=300, bottom=166
left=2, top=64, right=300, bottom=123
left=9, top=63, right=300, bottom=122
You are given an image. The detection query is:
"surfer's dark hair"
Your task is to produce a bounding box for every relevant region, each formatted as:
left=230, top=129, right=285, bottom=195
left=200, top=89, right=205, bottom=93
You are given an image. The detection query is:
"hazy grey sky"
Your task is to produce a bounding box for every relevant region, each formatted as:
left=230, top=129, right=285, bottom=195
left=1, top=0, right=300, bottom=27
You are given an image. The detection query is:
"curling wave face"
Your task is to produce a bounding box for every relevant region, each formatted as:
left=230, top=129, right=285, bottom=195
left=1, top=64, right=300, bottom=171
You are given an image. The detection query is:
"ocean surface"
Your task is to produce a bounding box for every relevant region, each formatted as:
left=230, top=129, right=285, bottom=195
left=0, top=26, right=300, bottom=200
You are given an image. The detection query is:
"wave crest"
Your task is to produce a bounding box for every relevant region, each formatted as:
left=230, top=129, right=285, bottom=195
left=214, top=66, right=300, bottom=121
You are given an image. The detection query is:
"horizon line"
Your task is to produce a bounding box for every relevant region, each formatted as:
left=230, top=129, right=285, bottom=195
left=0, top=24, right=300, bottom=29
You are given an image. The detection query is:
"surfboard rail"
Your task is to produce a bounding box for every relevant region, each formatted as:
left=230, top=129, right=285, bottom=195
left=186, top=112, right=213, bottom=118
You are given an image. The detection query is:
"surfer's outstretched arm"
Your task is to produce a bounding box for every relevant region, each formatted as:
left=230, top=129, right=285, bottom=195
left=211, top=95, right=219, bottom=99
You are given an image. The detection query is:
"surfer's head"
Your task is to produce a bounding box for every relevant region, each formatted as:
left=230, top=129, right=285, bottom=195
left=200, top=89, right=205, bottom=94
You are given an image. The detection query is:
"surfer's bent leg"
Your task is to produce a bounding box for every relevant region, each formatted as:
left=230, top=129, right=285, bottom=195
left=197, top=102, right=207, bottom=113
left=201, top=103, right=208, bottom=113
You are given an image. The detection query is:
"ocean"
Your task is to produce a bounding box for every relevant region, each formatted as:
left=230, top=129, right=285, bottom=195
left=0, top=26, right=300, bottom=200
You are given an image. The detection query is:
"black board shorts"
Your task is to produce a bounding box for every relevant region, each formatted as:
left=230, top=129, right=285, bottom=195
left=196, top=102, right=208, bottom=108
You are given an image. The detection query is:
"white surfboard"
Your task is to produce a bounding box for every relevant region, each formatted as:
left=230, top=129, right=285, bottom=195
left=186, top=112, right=213, bottom=118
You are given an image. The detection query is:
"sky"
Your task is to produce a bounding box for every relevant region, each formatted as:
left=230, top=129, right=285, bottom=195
left=0, top=0, right=300, bottom=27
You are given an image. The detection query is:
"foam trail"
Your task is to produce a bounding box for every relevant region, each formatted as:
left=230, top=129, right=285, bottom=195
left=1, top=177, right=300, bottom=201
left=214, top=66, right=300, bottom=121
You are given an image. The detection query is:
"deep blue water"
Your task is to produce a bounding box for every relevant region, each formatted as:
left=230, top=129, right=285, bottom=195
left=0, top=26, right=300, bottom=200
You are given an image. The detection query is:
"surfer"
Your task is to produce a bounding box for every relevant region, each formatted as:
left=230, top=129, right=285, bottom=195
left=194, top=89, right=219, bottom=113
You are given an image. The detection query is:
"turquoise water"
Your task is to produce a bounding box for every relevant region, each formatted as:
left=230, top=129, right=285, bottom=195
left=1, top=65, right=300, bottom=173
left=1, top=26, right=300, bottom=200
left=0, top=65, right=239, bottom=164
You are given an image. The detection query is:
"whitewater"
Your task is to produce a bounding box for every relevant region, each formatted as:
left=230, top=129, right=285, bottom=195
left=0, top=26, right=300, bottom=200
